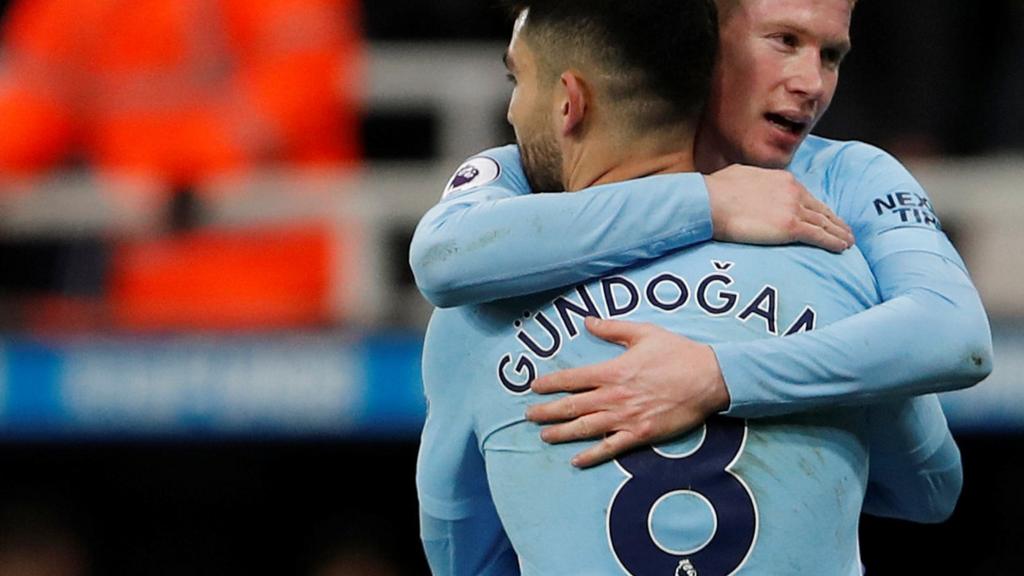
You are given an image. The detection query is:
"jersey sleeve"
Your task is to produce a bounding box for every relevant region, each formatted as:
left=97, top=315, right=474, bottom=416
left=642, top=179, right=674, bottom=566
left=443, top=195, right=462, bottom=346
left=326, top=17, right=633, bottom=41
left=418, top=432, right=521, bottom=576
left=417, top=313, right=520, bottom=576
left=410, top=146, right=713, bottom=308
left=832, top=143, right=964, bottom=267
left=713, top=145, right=993, bottom=417
left=862, top=394, right=962, bottom=523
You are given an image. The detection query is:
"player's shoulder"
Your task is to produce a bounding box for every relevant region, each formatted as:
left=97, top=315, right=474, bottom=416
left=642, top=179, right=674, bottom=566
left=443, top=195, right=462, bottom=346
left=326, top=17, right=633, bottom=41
left=422, top=308, right=481, bottom=408
left=684, top=241, right=874, bottom=294
left=423, top=304, right=516, bottom=367
left=793, top=135, right=906, bottom=176
left=441, top=144, right=530, bottom=199
left=424, top=306, right=476, bottom=350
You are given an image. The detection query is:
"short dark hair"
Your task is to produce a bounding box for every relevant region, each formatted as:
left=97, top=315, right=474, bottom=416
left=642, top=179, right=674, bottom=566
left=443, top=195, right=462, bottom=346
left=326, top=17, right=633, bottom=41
left=505, top=0, right=718, bottom=131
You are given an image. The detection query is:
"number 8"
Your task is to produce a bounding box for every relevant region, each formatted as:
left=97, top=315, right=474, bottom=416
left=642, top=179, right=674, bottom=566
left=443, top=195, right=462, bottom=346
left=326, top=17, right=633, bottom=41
left=608, top=417, right=757, bottom=576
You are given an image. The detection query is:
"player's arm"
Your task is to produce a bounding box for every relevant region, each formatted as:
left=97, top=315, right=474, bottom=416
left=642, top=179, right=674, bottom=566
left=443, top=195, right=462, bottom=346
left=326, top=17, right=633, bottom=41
left=419, top=482, right=520, bottom=576
left=862, top=395, right=962, bottom=523
left=527, top=145, right=992, bottom=467
left=418, top=427, right=520, bottom=576
left=417, top=319, right=520, bottom=575
left=713, top=145, right=993, bottom=416
left=410, top=147, right=851, bottom=308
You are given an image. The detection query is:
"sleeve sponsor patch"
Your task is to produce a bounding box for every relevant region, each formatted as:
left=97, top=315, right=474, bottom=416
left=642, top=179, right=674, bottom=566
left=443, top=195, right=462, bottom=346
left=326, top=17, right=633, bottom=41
left=442, top=156, right=502, bottom=198
left=872, top=191, right=942, bottom=230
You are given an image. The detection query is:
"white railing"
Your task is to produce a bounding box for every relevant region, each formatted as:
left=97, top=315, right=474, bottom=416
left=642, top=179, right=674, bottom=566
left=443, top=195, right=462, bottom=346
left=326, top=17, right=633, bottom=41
left=368, top=42, right=511, bottom=162
left=0, top=44, right=1022, bottom=323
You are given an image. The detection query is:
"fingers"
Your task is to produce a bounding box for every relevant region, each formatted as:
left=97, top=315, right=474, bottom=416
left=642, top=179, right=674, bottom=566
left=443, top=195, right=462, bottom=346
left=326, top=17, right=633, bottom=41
left=531, top=318, right=649, bottom=395
left=583, top=316, right=648, bottom=347
left=802, top=195, right=852, bottom=232
left=794, top=221, right=849, bottom=253
left=531, top=364, right=602, bottom=395
left=526, top=389, right=601, bottom=423
left=826, top=208, right=855, bottom=241
left=571, top=431, right=641, bottom=469
left=800, top=196, right=855, bottom=244
left=796, top=205, right=854, bottom=252
left=802, top=196, right=851, bottom=241
left=537, top=411, right=617, bottom=444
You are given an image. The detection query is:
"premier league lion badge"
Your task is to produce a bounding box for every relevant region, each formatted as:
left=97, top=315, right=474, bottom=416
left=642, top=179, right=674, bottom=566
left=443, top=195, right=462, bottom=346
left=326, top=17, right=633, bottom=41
left=442, top=156, right=501, bottom=198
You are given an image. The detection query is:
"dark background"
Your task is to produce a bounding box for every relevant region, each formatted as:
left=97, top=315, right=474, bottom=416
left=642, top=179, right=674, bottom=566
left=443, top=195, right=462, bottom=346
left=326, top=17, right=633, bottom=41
left=2, top=437, right=1019, bottom=574
left=357, top=0, right=1024, bottom=157
left=0, top=1, right=1021, bottom=574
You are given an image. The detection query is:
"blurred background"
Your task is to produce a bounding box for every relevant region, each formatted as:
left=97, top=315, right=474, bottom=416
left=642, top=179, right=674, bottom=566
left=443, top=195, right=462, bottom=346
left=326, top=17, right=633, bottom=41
left=0, top=0, right=1020, bottom=574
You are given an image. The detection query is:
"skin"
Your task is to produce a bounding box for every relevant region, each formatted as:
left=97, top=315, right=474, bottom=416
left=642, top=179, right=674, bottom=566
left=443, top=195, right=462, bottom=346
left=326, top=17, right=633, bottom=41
left=504, top=3, right=854, bottom=244
left=505, top=12, right=699, bottom=192
left=698, top=0, right=852, bottom=170
left=504, top=13, right=564, bottom=193
left=702, top=0, right=855, bottom=251
left=501, top=9, right=723, bottom=472
left=524, top=0, right=860, bottom=467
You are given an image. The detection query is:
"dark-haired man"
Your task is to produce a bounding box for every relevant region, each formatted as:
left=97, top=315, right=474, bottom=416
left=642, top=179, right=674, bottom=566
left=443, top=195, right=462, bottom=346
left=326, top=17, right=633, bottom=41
left=411, top=0, right=990, bottom=468
left=416, top=2, right=961, bottom=574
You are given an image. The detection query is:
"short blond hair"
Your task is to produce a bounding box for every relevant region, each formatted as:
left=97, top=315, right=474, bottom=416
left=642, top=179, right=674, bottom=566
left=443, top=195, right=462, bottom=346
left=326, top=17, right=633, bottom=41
left=717, top=0, right=857, bottom=22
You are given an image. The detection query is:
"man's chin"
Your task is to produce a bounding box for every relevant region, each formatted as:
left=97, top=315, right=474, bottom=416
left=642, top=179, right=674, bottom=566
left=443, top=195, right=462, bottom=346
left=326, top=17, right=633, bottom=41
left=760, top=155, right=795, bottom=169
left=746, top=143, right=799, bottom=169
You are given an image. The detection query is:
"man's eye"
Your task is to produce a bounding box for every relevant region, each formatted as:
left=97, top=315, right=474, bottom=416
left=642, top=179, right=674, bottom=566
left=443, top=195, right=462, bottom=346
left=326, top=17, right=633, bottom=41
left=773, top=33, right=798, bottom=48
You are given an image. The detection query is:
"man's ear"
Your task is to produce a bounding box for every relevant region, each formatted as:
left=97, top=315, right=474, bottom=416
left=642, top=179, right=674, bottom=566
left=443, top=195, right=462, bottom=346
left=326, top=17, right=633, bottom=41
left=557, top=71, right=588, bottom=136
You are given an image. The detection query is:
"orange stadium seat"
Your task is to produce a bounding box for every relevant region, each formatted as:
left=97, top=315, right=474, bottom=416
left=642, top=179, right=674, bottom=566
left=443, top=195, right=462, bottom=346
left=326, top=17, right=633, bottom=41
left=0, top=0, right=363, bottom=183
left=109, top=223, right=356, bottom=331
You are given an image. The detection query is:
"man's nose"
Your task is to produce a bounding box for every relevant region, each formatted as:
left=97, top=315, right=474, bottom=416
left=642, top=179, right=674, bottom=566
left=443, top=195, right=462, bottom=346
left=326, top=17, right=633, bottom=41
left=786, top=53, right=826, bottom=100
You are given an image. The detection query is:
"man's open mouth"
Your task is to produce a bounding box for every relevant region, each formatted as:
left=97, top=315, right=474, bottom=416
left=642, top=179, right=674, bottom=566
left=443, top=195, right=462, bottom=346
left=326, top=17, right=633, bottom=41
left=765, top=113, right=808, bottom=135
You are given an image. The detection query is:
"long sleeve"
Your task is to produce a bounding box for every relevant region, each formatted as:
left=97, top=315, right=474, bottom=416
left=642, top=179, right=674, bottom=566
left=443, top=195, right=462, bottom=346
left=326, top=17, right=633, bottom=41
left=418, top=419, right=521, bottom=576
left=714, top=143, right=993, bottom=416
left=418, top=309, right=520, bottom=575
left=715, top=249, right=992, bottom=416
left=418, top=399, right=519, bottom=576
left=410, top=146, right=713, bottom=308
left=412, top=141, right=993, bottom=414
left=862, top=394, right=962, bottom=523
left=420, top=509, right=520, bottom=576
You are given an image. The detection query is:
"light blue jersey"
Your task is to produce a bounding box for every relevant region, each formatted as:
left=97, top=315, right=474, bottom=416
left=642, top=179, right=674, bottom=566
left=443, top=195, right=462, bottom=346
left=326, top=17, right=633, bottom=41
left=409, top=138, right=992, bottom=418
left=418, top=238, right=961, bottom=575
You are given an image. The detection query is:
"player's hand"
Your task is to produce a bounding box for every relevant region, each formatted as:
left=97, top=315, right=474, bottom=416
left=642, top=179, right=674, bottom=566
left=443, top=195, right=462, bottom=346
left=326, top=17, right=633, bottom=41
left=525, top=316, right=731, bottom=469
left=706, top=165, right=854, bottom=252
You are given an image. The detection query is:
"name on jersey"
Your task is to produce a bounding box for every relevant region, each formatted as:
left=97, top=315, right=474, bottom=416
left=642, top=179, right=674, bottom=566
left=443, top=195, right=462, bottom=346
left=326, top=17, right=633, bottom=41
left=498, top=260, right=818, bottom=394
left=873, top=191, right=941, bottom=230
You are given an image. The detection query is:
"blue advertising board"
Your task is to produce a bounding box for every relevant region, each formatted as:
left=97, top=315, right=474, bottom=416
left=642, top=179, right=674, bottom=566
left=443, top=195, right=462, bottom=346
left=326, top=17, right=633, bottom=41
left=0, top=323, right=1020, bottom=439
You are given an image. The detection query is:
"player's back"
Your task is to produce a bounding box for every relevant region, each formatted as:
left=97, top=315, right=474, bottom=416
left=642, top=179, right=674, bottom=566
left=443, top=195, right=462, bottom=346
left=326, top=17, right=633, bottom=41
left=420, top=241, right=880, bottom=576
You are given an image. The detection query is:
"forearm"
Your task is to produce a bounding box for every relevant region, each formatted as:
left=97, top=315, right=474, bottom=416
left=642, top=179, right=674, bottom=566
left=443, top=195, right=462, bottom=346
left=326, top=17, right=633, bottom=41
left=715, top=251, right=993, bottom=418
left=863, top=438, right=962, bottom=523
left=420, top=511, right=521, bottom=576
left=862, top=395, right=963, bottom=523
left=411, top=174, right=712, bottom=307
